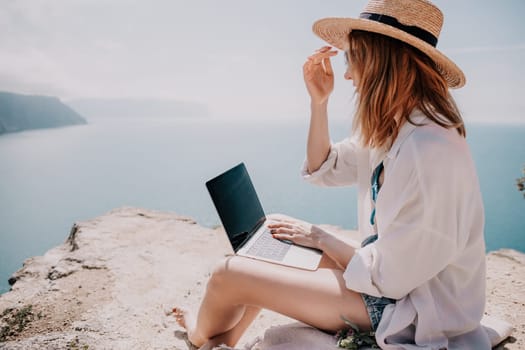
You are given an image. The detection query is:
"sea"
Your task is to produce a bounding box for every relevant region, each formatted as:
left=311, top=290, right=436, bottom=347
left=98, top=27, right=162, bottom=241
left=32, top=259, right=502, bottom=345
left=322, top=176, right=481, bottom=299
left=1, top=117, right=524, bottom=294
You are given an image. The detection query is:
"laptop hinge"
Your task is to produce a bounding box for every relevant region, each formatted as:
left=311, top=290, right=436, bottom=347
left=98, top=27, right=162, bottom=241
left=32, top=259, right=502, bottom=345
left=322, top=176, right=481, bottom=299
left=237, top=216, right=266, bottom=250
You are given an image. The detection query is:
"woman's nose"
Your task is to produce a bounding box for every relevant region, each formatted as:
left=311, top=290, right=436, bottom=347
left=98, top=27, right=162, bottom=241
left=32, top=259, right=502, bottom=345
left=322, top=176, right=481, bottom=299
left=344, top=69, right=352, bottom=80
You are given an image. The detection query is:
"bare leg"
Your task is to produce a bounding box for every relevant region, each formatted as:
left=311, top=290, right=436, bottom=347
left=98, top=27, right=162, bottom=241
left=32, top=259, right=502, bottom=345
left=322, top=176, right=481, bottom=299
left=206, top=305, right=261, bottom=347
left=189, top=253, right=338, bottom=347
left=176, top=254, right=370, bottom=348
left=174, top=305, right=261, bottom=348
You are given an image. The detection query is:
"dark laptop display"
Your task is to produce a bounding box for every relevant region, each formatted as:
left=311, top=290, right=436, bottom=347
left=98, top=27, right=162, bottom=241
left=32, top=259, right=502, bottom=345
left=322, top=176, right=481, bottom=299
left=206, top=163, right=266, bottom=251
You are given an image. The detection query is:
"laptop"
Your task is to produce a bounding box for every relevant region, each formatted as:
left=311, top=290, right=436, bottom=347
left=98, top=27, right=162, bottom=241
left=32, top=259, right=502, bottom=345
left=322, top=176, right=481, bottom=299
left=205, top=162, right=322, bottom=270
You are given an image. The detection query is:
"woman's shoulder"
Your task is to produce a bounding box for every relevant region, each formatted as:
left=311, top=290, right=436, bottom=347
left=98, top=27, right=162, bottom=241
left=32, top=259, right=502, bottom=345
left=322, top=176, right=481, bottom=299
left=401, top=118, right=477, bottom=181
left=407, top=117, right=468, bottom=158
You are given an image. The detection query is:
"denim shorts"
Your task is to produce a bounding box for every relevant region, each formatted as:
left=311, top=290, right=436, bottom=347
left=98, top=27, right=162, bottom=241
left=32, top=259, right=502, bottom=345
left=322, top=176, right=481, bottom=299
left=361, top=293, right=395, bottom=330
left=360, top=234, right=395, bottom=330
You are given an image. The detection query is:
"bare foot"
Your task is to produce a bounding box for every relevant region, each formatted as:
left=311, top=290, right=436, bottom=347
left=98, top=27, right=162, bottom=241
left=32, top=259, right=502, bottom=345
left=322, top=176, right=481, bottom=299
left=172, top=307, right=205, bottom=347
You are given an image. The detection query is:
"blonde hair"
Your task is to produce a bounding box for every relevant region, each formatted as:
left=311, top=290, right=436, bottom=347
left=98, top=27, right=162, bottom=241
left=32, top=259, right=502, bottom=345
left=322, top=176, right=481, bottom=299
left=348, top=30, right=465, bottom=149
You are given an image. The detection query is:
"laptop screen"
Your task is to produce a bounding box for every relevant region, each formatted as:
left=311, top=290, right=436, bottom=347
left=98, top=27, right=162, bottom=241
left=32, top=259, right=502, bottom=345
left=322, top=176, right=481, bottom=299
left=205, top=163, right=266, bottom=251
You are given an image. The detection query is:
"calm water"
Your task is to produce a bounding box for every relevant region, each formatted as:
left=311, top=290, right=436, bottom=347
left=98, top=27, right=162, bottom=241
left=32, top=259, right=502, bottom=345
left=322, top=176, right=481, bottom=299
left=1, top=117, right=524, bottom=294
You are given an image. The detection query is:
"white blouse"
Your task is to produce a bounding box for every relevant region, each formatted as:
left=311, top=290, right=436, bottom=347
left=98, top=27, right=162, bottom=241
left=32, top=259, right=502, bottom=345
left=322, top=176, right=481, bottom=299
left=302, top=110, right=491, bottom=349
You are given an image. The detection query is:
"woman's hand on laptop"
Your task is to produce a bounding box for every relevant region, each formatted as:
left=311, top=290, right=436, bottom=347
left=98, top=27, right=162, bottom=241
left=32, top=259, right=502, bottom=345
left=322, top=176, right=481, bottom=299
left=268, top=220, right=327, bottom=251
left=268, top=216, right=356, bottom=271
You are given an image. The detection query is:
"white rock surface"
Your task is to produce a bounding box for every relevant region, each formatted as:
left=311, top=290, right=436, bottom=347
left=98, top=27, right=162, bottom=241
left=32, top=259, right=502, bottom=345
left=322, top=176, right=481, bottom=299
left=0, top=207, right=522, bottom=349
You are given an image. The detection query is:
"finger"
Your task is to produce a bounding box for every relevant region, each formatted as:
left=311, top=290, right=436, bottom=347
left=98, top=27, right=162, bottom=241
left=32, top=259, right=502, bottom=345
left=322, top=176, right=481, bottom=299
left=322, top=56, right=334, bottom=76
left=271, top=233, right=296, bottom=242
left=267, top=224, right=292, bottom=231
left=308, top=55, right=324, bottom=65
left=304, top=64, right=312, bottom=75
left=315, top=46, right=332, bottom=53
left=268, top=222, right=295, bottom=229
left=310, top=49, right=338, bottom=58
left=270, top=227, right=298, bottom=235
left=308, top=51, right=338, bottom=66
left=268, top=220, right=291, bottom=226
left=315, top=50, right=338, bottom=58
left=306, top=55, right=322, bottom=65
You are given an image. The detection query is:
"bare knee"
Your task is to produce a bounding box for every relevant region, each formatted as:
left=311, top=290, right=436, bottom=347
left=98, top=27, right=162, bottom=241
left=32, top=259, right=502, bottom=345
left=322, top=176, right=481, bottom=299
left=206, top=256, right=258, bottom=301
left=206, top=256, right=237, bottom=293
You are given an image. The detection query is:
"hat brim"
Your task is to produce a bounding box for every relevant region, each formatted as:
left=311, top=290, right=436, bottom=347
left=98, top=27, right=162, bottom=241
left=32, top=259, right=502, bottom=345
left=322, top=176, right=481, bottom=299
left=313, top=17, right=465, bottom=88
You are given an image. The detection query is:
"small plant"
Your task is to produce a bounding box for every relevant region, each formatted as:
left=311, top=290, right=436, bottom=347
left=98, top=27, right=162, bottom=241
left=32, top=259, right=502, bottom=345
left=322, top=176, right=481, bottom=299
left=67, top=336, right=89, bottom=350
left=0, top=305, right=36, bottom=342
left=517, top=165, right=525, bottom=198
left=336, top=316, right=379, bottom=349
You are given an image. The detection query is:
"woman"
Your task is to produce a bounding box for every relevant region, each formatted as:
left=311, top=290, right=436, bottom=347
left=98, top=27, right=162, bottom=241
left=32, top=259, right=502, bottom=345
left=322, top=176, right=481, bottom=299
left=174, top=0, right=491, bottom=348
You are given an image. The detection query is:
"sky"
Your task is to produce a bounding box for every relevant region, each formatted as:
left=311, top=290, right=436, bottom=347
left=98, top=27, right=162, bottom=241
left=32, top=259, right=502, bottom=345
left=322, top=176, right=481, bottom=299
left=1, top=0, right=524, bottom=123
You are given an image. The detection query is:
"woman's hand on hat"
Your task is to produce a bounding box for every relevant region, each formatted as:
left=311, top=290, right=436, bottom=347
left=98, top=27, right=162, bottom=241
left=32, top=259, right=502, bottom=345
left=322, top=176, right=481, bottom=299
left=268, top=220, right=327, bottom=250
left=303, top=46, right=338, bottom=106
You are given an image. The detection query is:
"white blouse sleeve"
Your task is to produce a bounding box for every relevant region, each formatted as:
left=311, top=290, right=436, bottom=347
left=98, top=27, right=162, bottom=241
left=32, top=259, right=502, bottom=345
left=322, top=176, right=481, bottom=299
left=301, top=137, right=359, bottom=187
left=343, top=136, right=464, bottom=299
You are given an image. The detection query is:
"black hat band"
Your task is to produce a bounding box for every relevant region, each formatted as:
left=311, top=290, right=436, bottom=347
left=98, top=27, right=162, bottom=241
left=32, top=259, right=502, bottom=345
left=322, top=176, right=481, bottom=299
left=359, top=12, right=438, bottom=47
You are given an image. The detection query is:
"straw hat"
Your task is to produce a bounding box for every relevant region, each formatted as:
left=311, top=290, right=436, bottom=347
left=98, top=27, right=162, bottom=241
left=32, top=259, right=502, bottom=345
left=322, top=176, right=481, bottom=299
left=312, top=0, right=465, bottom=88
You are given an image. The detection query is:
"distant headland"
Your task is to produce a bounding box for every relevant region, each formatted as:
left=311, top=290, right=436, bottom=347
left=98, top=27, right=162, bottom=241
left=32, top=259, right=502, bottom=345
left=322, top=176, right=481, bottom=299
left=0, top=91, right=87, bottom=135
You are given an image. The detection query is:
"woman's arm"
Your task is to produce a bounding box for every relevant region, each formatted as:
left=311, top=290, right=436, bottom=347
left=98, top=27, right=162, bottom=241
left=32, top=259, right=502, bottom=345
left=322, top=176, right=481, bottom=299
left=304, top=46, right=338, bottom=173
left=316, top=228, right=356, bottom=270
left=307, top=102, right=331, bottom=173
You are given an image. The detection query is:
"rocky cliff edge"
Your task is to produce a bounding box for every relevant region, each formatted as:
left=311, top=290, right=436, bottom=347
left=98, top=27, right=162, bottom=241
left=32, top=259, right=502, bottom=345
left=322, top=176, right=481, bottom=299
left=0, top=208, right=522, bottom=349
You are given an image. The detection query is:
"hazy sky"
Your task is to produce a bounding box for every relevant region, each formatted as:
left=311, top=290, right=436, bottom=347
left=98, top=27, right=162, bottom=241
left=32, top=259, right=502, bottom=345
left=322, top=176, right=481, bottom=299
left=1, top=0, right=524, bottom=123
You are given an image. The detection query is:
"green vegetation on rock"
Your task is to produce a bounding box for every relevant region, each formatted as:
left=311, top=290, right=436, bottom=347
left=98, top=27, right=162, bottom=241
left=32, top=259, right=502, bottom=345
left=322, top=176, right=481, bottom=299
left=0, top=305, right=38, bottom=342
left=517, top=165, right=525, bottom=198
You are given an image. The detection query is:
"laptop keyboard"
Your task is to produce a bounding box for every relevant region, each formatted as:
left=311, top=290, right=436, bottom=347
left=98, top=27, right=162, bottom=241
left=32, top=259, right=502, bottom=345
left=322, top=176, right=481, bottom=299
left=246, top=229, right=292, bottom=261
